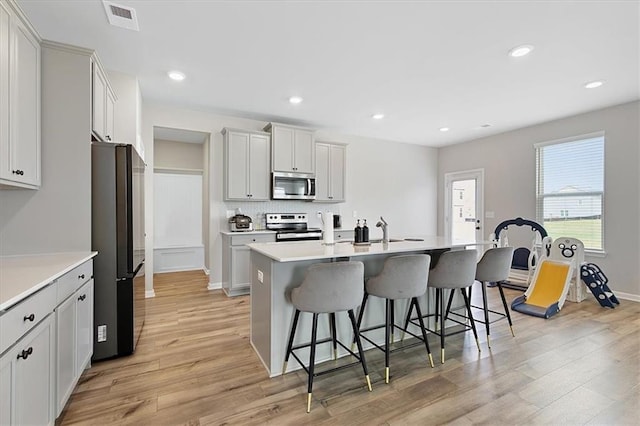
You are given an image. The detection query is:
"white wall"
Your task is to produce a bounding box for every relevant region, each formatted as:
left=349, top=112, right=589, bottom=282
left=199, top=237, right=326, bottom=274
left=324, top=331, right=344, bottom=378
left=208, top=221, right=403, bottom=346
left=0, top=44, right=92, bottom=255
left=154, top=139, right=204, bottom=170
left=142, top=103, right=439, bottom=293
left=438, top=101, right=640, bottom=298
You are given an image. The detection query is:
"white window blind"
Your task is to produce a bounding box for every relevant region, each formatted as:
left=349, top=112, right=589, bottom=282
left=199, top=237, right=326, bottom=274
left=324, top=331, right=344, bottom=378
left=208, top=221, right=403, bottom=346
left=535, top=132, right=604, bottom=251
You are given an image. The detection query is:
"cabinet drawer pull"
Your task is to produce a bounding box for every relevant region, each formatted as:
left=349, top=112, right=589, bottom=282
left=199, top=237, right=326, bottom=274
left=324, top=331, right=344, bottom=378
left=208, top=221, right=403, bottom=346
left=78, top=294, right=86, bottom=301
left=23, top=313, right=35, bottom=322
left=106, top=135, right=112, bottom=141
left=78, top=273, right=85, bottom=280
left=17, top=347, right=33, bottom=360
left=12, top=169, right=24, bottom=175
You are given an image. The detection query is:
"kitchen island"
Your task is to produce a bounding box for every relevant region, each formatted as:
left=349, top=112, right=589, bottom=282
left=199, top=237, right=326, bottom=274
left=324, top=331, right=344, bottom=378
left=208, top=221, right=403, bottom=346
left=248, top=237, right=480, bottom=377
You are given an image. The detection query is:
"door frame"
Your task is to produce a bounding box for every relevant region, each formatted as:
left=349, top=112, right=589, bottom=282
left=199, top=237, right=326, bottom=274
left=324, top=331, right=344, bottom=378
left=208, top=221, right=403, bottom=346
left=444, top=169, right=485, bottom=242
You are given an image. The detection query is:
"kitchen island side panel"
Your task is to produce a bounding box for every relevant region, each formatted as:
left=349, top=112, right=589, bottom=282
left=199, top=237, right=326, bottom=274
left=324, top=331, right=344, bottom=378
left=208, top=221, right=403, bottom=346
left=250, top=251, right=272, bottom=372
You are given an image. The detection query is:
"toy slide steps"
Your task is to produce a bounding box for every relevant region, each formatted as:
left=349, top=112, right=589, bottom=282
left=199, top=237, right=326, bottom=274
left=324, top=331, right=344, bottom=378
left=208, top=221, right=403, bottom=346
left=581, top=263, right=620, bottom=308
left=511, top=260, right=573, bottom=319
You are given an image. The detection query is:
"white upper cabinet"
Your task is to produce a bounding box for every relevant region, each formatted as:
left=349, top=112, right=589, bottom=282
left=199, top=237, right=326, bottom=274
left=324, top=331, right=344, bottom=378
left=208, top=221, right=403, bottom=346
left=265, top=123, right=315, bottom=174
left=91, top=59, right=116, bottom=142
left=0, top=0, right=41, bottom=189
left=223, top=127, right=271, bottom=201
left=315, top=142, right=346, bottom=202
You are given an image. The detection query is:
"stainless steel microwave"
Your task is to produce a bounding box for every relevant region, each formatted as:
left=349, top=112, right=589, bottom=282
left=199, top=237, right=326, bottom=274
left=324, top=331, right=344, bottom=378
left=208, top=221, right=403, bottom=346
left=272, top=172, right=316, bottom=200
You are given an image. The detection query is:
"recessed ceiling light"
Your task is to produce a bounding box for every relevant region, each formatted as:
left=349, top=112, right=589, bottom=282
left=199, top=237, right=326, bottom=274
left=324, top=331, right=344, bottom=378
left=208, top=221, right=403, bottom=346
left=372, top=113, right=384, bottom=120
left=289, top=96, right=303, bottom=104
left=439, top=127, right=450, bottom=132
left=584, top=80, right=604, bottom=89
left=168, top=71, right=185, bottom=81
left=508, top=44, right=534, bottom=58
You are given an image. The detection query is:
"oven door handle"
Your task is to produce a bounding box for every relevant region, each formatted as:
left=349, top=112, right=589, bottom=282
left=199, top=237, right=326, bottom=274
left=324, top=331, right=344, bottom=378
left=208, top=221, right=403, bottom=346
left=277, top=232, right=322, bottom=241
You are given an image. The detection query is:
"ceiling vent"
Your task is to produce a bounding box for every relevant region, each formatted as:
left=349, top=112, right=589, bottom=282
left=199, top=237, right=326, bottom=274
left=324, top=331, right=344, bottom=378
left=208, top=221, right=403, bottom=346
left=102, top=1, right=139, bottom=31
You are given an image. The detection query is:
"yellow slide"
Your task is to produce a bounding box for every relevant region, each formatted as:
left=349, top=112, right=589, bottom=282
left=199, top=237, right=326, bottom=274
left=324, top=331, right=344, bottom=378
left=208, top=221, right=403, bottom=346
left=511, top=260, right=574, bottom=319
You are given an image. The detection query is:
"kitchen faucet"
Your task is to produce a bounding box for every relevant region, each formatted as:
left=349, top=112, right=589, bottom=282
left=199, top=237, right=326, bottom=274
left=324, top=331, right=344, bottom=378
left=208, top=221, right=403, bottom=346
left=376, top=216, right=389, bottom=244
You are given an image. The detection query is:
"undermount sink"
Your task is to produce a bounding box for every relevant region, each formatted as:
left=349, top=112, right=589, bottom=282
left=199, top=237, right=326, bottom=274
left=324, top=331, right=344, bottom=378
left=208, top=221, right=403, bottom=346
left=368, top=238, right=404, bottom=243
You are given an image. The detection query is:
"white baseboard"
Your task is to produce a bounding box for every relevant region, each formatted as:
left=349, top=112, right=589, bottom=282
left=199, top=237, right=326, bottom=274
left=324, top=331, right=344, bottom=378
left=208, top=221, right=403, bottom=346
left=203, top=267, right=210, bottom=276
left=207, top=281, right=222, bottom=291
left=145, top=289, right=156, bottom=298
left=614, top=291, right=640, bottom=303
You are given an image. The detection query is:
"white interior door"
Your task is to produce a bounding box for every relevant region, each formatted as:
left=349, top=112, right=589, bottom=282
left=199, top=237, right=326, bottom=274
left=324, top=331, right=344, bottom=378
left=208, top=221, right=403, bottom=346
left=444, top=169, right=484, bottom=243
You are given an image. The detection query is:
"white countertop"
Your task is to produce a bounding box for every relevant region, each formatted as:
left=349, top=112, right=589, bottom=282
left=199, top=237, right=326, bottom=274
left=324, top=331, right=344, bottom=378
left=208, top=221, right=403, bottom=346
left=220, top=230, right=276, bottom=236
left=0, top=252, right=97, bottom=311
left=247, top=236, right=485, bottom=262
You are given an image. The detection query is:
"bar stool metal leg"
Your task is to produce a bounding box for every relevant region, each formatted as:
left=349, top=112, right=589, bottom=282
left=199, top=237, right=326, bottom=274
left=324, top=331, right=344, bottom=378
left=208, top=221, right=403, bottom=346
left=385, top=299, right=392, bottom=383
left=497, top=282, right=515, bottom=337
left=440, top=289, right=446, bottom=363
left=390, top=300, right=395, bottom=344
left=412, top=297, right=435, bottom=368
left=480, top=281, right=491, bottom=347
left=435, top=288, right=441, bottom=333
left=306, top=313, right=319, bottom=413
left=352, top=292, right=369, bottom=352
left=347, top=309, right=373, bottom=392
left=329, top=313, right=338, bottom=360
left=400, top=298, right=415, bottom=342
left=444, top=289, right=455, bottom=322
left=282, top=309, right=301, bottom=375
left=460, top=288, right=481, bottom=352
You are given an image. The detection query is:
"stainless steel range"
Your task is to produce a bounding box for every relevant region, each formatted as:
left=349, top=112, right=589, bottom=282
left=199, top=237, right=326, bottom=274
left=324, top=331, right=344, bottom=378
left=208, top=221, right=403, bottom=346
left=266, top=213, right=322, bottom=242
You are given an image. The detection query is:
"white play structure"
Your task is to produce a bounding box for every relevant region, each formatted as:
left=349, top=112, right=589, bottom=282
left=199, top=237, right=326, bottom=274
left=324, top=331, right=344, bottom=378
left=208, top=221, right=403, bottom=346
left=492, top=218, right=620, bottom=318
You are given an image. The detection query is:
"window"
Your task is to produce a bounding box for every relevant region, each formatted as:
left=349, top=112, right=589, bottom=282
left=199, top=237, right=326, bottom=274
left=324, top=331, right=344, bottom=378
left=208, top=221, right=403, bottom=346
left=535, top=132, right=604, bottom=252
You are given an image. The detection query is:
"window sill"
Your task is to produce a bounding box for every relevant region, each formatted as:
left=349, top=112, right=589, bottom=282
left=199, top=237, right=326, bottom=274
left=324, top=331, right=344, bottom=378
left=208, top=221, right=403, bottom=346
left=585, top=249, right=607, bottom=258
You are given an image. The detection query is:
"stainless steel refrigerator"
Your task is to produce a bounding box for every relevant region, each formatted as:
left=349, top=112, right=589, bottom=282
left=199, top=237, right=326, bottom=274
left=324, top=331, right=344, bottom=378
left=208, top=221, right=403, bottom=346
left=91, top=142, right=145, bottom=360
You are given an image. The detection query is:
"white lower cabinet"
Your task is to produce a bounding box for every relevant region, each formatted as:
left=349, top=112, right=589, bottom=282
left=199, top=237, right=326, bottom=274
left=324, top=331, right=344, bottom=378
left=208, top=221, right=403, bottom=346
left=0, top=314, right=55, bottom=426
left=75, top=280, right=93, bottom=379
left=55, top=279, right=93, bottom=415
left=222, top=233, right=276, bottom=296
left=0, top=256, right=94, bottom=425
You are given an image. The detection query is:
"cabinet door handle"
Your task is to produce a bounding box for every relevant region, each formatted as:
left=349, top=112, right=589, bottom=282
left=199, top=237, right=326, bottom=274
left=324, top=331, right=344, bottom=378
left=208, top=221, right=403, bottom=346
left=78, top=294, right=86, bottom=301
left=23, top=313, right=35, bottom=322
left=106, top=135, right=111, bottom=141
left=78, top=273, right=85, bottom=280
left=12, top=169, right=24, bottom=175
left=17, top=347, right=33, bottom=360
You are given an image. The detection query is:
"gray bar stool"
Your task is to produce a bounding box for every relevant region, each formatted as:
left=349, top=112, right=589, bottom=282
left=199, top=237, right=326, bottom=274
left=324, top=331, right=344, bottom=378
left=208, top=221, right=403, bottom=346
left=445, top=247, right=515, bottom=347
left=282, top=261, right=372, bottom=413
left=354, top=254, right=434, bottom=384
left=473, top=246, right=516, bottom=346
left=426, top=249, right=480, bottom=363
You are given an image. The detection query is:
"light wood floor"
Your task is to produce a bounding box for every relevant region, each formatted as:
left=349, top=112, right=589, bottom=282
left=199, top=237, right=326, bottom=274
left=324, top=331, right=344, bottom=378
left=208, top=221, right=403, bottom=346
left=57, top=270, right=640, bottom=425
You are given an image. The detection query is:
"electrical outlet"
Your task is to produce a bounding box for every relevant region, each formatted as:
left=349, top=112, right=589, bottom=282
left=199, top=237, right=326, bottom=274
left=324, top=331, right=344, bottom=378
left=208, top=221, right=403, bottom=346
left=352, top=210, right=357, bottom=218
left=97, top=325, right=107, bottom=342
left=257, top=270, right=264, bottom=283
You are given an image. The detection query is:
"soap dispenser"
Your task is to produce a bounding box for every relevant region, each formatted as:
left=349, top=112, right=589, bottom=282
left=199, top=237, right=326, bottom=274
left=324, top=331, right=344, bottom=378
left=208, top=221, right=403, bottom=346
left=354, top=219, right=363, bottom=243
left=362, top=219, right=369, bottom=243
